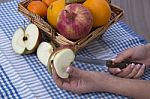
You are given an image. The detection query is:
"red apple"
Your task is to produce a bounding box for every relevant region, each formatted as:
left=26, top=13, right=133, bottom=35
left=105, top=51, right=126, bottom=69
left=57, top=4, right=93, bottom=41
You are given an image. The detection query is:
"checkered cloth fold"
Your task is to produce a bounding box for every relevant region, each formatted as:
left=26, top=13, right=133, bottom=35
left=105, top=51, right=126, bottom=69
left=0, top=0, right=149, bottom=99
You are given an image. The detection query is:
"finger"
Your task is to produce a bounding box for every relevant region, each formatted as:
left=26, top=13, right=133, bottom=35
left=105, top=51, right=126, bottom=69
left=52, top=67, right=63, bottom=88
left=116, top=64, right=134, bottom=77
left=114, top=49, right=133, bottom=63
left=125, top=64, right=141, bottom=78
left=66, top=66, right=82, bottom=78
left=133, top=64, right=145, bottom=79
left=108, top=68, right=122, bottom=75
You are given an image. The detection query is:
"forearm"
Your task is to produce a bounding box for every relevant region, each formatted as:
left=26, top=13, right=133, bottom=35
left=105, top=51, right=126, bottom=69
left=145, top=43, right=150, bottom=68
left=145, top=43, right=150, bottom=55
left=101, top=74, right=150, bottom=99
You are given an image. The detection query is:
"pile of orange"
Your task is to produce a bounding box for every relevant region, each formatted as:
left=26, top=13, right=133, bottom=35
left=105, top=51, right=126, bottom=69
left=27, top=0, right=111, bottom=28
left=46, top=0, right=111, bottom=28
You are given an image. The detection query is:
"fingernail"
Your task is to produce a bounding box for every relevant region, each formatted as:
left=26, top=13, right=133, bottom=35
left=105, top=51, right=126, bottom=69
left=116, top=68, right=121, bottom=72
left=131, top=63, right=135, bottom=66
left=136, top=64, right=141, bottom=69
left=66, top=67, right=71, bottom=73
left=142, top=64, right=145, bottom=69
left=130, top=63, right=135, bottom=69
left=111, top=58, right=115, bottom=61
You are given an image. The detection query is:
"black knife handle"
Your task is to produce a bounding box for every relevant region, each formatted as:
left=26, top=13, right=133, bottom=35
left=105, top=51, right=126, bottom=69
left=106, top=60, right=143, bottom=69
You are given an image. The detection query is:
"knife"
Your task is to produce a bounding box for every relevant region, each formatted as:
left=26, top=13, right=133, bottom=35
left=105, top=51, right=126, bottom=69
left=74, top=56, right=143, bottom=69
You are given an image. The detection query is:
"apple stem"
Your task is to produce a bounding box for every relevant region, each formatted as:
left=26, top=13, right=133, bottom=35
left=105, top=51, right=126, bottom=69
left=23, top=36, right=28, bottom=41
left=65, top=10, right=77, bottom=20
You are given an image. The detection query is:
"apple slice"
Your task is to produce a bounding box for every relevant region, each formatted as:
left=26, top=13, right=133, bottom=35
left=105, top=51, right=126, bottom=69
left=12, top=23, right=41, bottom=54
left=37, top=42, right=54, bottom=67
left=50, top=48, right=75, bottom=78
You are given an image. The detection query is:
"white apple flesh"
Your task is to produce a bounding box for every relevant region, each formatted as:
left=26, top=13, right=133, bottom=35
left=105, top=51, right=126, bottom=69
left=50, top=48, right=75, bottom=78
left=12, top=23, right=41, bottom=54
left=12, top=28, right=26, bottom=54
left=37, top=42, right=54, bottom=67
left=25, top=24, right=41, bottom=52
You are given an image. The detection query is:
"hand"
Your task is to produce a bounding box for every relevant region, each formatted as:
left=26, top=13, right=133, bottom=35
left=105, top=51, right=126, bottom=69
left=52, top=66, right=106, bottom=94
left=52, top=67, right=150, bottom=98
left=108, top=45, right=150, bottom=79
left=108, top=64, right=145, bottom=79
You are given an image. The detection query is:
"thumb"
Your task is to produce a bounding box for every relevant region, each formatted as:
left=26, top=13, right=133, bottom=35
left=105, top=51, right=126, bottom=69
left=108, top=68, right=122, bottom=75
left=114, top=49, right=133, bottom=63
left=66, top=66, right=82, bottom=77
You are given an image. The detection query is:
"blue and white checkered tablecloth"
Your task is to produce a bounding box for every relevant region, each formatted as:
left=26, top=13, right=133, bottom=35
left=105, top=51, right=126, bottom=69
left=0, top=0, right=149, bottom=99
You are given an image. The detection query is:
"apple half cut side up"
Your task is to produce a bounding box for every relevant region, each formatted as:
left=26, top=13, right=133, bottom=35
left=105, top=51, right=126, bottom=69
left=50, top=48, right=75, bottom=79
left=12, top=24, right=41, bottom=54
left=37, top=42, right=54, bottom=67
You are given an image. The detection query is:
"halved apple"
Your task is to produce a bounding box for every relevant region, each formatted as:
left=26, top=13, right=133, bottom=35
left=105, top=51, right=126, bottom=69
left=12, top=23, right=41, bottom=54
left=37, top=42, right=54, bottom=67
left=49, top=48, right=75, bottom=78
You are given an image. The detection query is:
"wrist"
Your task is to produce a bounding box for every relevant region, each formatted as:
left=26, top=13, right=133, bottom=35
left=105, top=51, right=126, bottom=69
left=92, top=72, right=114, bottom=92
left=95, top=74, right=128, bottom=94
left=145, top=43, right=150, bottom=51
left=145, top=44, right=150, bottom=67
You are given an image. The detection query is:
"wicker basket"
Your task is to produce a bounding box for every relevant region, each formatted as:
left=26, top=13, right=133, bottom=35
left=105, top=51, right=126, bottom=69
left=18, top=0, right=123, bottom=52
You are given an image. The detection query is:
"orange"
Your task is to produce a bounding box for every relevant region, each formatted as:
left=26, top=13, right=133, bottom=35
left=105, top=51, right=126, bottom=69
left=105, top=0, right=110, bottom=3
left=83, top=0, right=111, bottom=27
left=27, top=1, right=47, bottom=18
left=47, top=0, right=65, bottom=28
left=42, top=0, right=56, bottom=6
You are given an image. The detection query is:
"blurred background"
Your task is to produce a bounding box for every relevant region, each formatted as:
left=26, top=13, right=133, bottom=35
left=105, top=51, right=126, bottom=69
left=112, top=0, right=150, bottom=42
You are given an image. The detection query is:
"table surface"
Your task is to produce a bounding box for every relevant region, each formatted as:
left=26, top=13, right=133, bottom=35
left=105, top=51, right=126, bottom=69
left=0, top=0, right=150, bottom=99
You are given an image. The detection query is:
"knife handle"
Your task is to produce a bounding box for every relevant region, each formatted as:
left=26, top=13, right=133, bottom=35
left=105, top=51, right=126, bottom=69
left=106, top=60, right=143, bottom=69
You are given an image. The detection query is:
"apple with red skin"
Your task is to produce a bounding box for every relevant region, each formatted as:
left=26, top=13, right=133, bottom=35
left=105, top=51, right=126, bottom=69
left=57, top=4, right=93, bottom=41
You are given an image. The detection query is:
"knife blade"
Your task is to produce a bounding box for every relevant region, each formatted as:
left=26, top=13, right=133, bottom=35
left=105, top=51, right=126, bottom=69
left=74, top=56, right=143, bottom=69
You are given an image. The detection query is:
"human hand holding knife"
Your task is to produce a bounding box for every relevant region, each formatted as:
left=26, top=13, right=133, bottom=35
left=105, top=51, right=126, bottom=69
left=74, top=56, right=143, bottom=69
